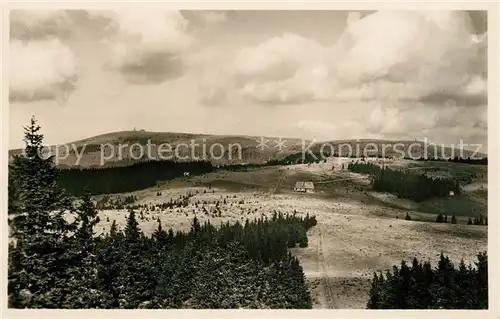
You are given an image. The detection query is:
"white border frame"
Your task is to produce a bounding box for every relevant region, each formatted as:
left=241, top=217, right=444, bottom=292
left=1, top=2, right=498, bottom=318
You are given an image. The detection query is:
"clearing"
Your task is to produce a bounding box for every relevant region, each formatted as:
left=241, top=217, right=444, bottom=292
left=93, top=158, right=488, bottom=309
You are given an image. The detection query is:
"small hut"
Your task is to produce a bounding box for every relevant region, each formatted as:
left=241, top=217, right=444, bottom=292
left=294, top=181, right=315, bottom=193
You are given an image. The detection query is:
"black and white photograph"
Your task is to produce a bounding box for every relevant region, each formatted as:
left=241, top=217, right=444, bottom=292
left=3, top=4, right=497, bottom=313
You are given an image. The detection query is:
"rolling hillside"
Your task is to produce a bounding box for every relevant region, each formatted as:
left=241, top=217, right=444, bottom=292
left=8, top=131, right=487, bottom=168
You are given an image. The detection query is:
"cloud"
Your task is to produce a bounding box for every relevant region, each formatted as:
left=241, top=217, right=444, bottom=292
left=346, top=12, right=362, bottom=26
left=467, top=10, right=487, bottom=34
left=101, top=10, right=193, bottom=84
left=296, top=120, right=338, bottom=132
left=189, top=10, right=487, bottom=147
left=292, top=119, right=368, bottom=142
left=9, top=10, right=117, bottom=103
left=197, top=11, right=486, bottom=110
left=365, top=102, right=487, bottom=144
left=183, top=10, right=227, bottom=26
left=10, top=39, right=79, bottom=104
left=331, top=11, right=487, bottom=106
left=198, top=33, right=329, bottom=105
left=9, top=10, right=114, bottom=41
left=10, top=10, right=75, bottom=40
left=341, top=11, right=487, bottom=145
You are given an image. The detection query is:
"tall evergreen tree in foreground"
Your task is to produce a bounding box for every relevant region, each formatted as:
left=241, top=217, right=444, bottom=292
left=8, top=117, right=76, bottom=307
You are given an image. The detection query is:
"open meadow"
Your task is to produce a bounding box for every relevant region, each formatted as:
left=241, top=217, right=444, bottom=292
left=93, top=158, right=488, bottom=308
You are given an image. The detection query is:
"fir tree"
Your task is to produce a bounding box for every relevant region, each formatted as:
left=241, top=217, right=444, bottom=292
left=436, top=214, right=444, bottom=223
left=8, top=117, right=76, bottom=308
left=366, top=272, right=381, bottom=309
left=152, top=218, right=168, bottom=246
left=367, top=252, right=487, bottom=309
left=467, top=217, right=473, bottom=225
left=62, top=190, right=103, bottom=307
left=109, top=220, right=119, bottom=237
left=454, top=260, right=473, bottom=308
left=451, top=213, right=457, bottom=224
left=75, top=190, right=100, bottom=243
left=124, top=210, right=141, bottom=244
left=474, top=252, right=488, bottom=309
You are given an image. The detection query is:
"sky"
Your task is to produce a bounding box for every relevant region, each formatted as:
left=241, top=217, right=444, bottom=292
left=8, top=10, right=488, bottom=151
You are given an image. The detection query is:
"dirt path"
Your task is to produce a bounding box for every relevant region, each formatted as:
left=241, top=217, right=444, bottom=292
left=268, top=169, right=287, bottom=197
left=318, top=225, right=338, bottom=309
left=314, top=175, right=369, bottom=185
left=462, top=182, right=487, bottom=192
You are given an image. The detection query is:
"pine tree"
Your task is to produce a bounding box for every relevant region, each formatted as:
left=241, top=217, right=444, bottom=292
left=8, top=169, right=19, bottom=215
left=451, top=213, right=457, bottom=224
left=109, top=220, right=119, bottom=237
left=75, top=190, right=100, bottom=243
left=152, top=218, right=168, bottom=246
left=422, top=261, right=435, bottom=307
left=190, top=216, right=202, bottom=234
left=8, top=117, right=76, bottom=308
left=409, top=257, right=431, bottom=308
left=467, top=217, right=473, bottom=225
left=366, top=273, right=380, bottom=309
left=436, top=253, right=456, bottom=308
left=125, top=210, right=141, bottom=243
left=454, top=260, right=473, bottom=308
left=62, top=190, right=103, bottom=307
left=436, top=214, right=443, bottom=223
left=398, top=260, right=411, bottom=308
left=405, top=213, right=412, bottom=221
left=444, top=215, right=448, bottom=223
left=474, top=252, right=488, bottom=309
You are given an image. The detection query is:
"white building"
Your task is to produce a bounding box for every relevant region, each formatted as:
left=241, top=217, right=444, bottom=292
left=294, top=181, right=315, bottom=193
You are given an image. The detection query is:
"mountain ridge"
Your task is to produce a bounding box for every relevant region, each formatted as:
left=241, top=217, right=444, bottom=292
left=8, top=130, right=487, bottom=168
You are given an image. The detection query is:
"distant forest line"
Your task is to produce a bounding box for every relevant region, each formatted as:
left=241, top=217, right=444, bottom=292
left=348, top=162, right=460, bottom=202
left=8, top=118, right=488, bottom=309
left=51, top=154, right=485, bottom=196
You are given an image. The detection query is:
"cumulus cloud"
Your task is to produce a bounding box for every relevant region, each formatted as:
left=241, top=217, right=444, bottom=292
left=340, top=11, right=488, bottom=145
left=293, top=119, right=367, bottom=142
left=331, top=11, right=487, bottom=106
left=197, top=11, right=486, bottom=110
left=365, top=101, right=487, bottom=145
left=10, top=10, right=113, bottom=41
left=198, top=33, right=329, bottom=105
left=194, top=10, right=487, bottom=146
left=101, top=10, right=192, bottom=84
left=9, top=10, right=112, bottom=103
left=294, top=120, right=342, bottom=138
left=10, top=10, right=74, bottom=40
left=183, top=10, right=227, bottom=26
left=10, top=39, right=79, bottom=104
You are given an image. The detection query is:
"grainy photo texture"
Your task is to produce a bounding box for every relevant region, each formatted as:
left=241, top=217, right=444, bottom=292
left=7, top=9, right=488, bottom=309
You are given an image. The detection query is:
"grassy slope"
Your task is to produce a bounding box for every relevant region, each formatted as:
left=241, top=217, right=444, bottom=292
left=86, top=159, right=486, bottom=309
left=9, top=131, right=487, bottom=168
